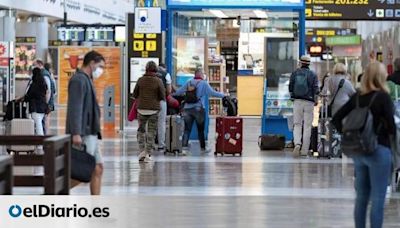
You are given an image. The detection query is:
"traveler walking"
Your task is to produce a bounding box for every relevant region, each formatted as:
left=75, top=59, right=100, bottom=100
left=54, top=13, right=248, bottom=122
left=44, top=63, right=57, bottom=134
left=22, top=67, right=49, bottom=140
left=332, top=62, right=396, bottom=228
left=156, top=63, right=172, bottom=152
left=322, top=63, right=356, bottom=116
left=66, top=51, right=105, bottom=195
left=133, top=61, right=165, bottom=162
left=33, top=59, right=56, bottom=135
left=173, top=68, right=225, bottom=155
left=289, top=55, right=319, bottom=157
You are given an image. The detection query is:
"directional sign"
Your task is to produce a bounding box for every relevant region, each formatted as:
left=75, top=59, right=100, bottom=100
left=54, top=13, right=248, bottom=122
left=306, top=0, right=400, bottom=20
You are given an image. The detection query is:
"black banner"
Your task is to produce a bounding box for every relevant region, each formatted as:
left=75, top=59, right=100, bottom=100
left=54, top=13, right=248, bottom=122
left=306, top=0, right=400, bottom=20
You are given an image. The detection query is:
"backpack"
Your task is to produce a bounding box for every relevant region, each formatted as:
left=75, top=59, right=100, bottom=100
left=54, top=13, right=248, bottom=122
left=293, top=70, right=310, bottom=97
left=222, top=96, right=238, bottom=116
left=157, top=70, right=167, bottom=89
left=43, top=69, right=56, bottom=108
left=184, top=80, right=201, bottom=104
left=341, top=93, right=379, bottom=157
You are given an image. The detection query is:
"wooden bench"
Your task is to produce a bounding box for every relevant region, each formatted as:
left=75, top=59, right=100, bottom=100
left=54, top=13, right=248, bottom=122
left=0, top=156, right=13, bottom=194
left=0, top=135, right=71, bottom=195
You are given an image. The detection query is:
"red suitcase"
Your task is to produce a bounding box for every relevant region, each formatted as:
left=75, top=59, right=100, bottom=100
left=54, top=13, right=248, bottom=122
left=215, top=116, right=243, bottom=156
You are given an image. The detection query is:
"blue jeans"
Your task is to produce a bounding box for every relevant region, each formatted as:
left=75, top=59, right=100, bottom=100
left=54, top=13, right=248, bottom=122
left=353, top=145, right=392, bottom=228
left=182, top=107, right=205, bottom=149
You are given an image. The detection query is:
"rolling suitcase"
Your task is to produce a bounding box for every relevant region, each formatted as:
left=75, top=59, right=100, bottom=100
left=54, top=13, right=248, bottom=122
left=165, top=115, right=184, bottom=155
left=215, top=116, right=243, bottom=156
left=258, top=135, right=285, bottom=150
left=309, top=126, right=318, bottom=154
left=5, top=101, right=35, bottom=154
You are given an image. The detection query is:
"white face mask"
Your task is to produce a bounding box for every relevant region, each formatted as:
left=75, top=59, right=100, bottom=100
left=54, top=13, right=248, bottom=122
left=92, top=67, right=104, bottom=79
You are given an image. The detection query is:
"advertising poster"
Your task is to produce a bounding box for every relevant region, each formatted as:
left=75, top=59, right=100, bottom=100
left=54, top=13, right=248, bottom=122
left=176, top=37, right=206, bottom=79
left=15, top=44, right=36, bottom=78
left=58, top=46, right=121, bottom=105
left=130, top=57, right=159, bottom=82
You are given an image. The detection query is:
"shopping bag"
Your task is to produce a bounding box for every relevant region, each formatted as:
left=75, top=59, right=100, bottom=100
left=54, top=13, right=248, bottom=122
left=128, top=100, right=138, bottom=121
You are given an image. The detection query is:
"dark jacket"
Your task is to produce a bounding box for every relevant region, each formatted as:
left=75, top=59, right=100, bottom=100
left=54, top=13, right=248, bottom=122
left=289, top=66, right=319, bottom=103
left=66, top=70, right=101, bottom=138
left=25, top=83, right=48, bottom=114
left=133, top=73, right=165, bottom=110
left=42, top=69, right=56, bottom=110
left=388, top=70, right=400, bottom=85
left=332, top=91, right=395, bottom=148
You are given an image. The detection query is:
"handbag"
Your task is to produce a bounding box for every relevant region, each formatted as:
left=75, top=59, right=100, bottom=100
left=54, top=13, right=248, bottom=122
left=327, top=79, right=345, bottom=118
left=71, top=145, right=96, bottom=183
left=128, top=99, right=138, bottom=121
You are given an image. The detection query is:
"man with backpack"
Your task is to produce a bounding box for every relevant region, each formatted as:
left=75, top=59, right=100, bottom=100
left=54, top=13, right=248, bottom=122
left=173, top=68, right=226, bottom=155
left=33, top=59, right=56, bottom=135
left=156, top=63, right=172, bottom=152
left=289, top=55, right=319, bottom=157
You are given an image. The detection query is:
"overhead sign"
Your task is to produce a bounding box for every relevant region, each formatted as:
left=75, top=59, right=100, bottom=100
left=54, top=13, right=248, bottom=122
left=168, top=0, right=303, bottom=7
left=325, top=35, right=361, bottom=46
left=306, top=0, right=400, bottom=20
left=134, top=7, right=161, bottom=34
left=306, top=28, right=357, bottom=43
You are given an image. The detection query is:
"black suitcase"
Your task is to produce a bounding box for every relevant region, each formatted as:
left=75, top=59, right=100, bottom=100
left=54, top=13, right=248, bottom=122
left=309, top=127, right=318, bottom=153
left=258, top=135, right=285, bottom=150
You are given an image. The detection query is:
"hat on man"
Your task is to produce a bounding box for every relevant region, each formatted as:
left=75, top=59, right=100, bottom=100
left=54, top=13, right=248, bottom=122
left=299, top=55, right=311, bottom=65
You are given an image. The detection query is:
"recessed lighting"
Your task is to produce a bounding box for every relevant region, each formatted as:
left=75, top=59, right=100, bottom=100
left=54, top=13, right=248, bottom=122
left=253, top=10, right=268, bottom=18
left=209, top=10, right=228, bottom=18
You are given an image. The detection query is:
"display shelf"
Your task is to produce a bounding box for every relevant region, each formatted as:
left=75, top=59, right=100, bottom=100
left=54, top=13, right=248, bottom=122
left=207, top=61, right=227, bottom=116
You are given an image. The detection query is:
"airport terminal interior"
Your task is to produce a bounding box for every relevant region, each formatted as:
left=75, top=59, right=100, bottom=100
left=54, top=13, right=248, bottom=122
left=1, top=0, right=400, bottom=227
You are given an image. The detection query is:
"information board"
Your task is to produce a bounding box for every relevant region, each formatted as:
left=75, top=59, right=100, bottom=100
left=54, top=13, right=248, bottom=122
left=168, top=0, right=303, bottom=7
left=306, top=0, right=400, bottom=20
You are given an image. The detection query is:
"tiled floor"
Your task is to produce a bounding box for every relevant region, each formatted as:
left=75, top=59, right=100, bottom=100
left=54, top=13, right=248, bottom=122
left=2, top=109, right=400, bottom=227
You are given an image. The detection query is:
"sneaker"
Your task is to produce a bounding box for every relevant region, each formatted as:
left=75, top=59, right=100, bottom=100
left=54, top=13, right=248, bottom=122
left=138, top=151, right=146, bottom=162
left=201, top=146, right=212, bottom=154
left=293, top=144, right=301, bottom=157
left=143, top=154, right=153, bottom=163
left=179, top=148, right=189, bottom=156
left=158, top=147, right=166, bottom=153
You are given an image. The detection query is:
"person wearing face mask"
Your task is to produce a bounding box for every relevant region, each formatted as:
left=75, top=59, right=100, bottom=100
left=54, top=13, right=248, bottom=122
left=66, top=51, right=105, bottom=195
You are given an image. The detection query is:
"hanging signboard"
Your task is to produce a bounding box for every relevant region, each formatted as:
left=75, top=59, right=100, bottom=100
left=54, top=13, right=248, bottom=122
left=168, top=0, right=303, bottom=7
left=325, top=35, right=361, bottom=46
left=306, top=0, right=400, bottom=20
left=306, top=28, right=357, bottom=43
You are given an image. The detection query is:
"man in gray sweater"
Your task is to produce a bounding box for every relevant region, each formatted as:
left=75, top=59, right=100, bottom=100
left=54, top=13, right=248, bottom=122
left=66, top=51, right=105, bottom=195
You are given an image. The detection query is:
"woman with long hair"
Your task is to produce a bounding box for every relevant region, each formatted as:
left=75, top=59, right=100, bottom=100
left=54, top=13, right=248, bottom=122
left=24, top=67, right=49, bottom=138
left=332, top=62, right=396, bottom=228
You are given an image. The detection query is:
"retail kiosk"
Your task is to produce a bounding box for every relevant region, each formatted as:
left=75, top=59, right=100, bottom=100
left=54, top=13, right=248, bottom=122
left=166, top=0, right=305, bottom=141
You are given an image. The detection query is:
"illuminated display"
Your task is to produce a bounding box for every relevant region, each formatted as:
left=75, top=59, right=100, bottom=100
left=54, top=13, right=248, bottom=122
left=86, top=26, right=114, bottom=42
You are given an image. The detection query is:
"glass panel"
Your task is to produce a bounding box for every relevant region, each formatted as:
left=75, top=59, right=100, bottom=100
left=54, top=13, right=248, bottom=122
left=264, top=37, right=298, bottom=116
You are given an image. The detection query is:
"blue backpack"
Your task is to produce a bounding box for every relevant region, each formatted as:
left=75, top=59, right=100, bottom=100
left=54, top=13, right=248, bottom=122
left=293, top=71, right=310, bottom=97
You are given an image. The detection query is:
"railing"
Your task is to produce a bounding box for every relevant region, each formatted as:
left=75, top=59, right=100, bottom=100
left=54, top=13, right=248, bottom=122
left=0, top=135, right=71, bottom=195
left=0, top=156, right=13, bottom=194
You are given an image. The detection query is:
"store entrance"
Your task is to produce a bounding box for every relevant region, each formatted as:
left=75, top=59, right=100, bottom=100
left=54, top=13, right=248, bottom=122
left=172, top=9, right=300, bottom=116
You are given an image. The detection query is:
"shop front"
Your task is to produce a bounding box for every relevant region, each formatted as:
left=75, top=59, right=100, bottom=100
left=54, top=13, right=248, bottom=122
left=166, top=0, right=305, bottom=140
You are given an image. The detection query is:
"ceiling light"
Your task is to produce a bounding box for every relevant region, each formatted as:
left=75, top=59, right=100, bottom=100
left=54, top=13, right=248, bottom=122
left=209, top=10, right=228, bottom=18
left=253, top=10, right=268, bottom=18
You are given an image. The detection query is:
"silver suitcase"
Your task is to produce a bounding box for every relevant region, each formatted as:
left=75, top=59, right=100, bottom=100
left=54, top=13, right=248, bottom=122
left=5, top=101, right=35, bottom=154
left=165, top=115, right=184, bottom=154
